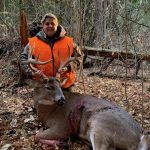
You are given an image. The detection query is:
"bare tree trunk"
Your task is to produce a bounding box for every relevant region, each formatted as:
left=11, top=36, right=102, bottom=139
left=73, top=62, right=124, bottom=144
left=103, top=0, right=107, bottom=37
left=109, top=0, right=119, bottom=34
left=94, top=0, right=107, bottom=47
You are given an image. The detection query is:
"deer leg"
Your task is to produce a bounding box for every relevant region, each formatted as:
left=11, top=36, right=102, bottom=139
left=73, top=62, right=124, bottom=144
left=35, top=128, right=68, bottom=147
left=89, top=132, right=96, bottom=150
left=89, top=132, right=109, bottom=150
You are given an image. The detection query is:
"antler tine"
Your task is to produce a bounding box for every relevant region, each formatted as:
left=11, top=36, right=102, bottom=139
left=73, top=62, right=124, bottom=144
left=22, top=46, right=52, bottom=80
left=58, top=44, right=77, bottom=73
left=28, top=63, right=49, bottom=80
left=23, top=46, right=53, bottom=65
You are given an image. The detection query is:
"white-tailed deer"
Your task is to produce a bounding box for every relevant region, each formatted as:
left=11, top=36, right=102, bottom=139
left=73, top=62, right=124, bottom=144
left=24, top=48, right=150, bottom=150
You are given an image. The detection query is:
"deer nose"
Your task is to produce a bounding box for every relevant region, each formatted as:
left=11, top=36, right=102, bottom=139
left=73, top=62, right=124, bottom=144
left=57, top=96, right=65, bottom=105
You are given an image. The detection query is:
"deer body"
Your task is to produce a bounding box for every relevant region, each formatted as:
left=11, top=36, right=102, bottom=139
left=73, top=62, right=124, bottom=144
left=29, top=78, right=150, bottom=150
left=24, top=49, right=149, bottom=149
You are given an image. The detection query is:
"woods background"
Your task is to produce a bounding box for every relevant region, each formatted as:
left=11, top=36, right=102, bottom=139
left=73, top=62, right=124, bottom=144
left=0, top=0, right=150, bottom=149
left=1, top=0, right=150, bottom=48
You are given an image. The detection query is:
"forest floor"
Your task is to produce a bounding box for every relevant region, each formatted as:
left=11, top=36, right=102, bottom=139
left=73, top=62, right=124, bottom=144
left=0, top=54, right=150, bottom=150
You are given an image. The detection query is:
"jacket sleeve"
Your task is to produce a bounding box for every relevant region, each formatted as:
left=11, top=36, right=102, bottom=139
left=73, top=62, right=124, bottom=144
left=73, top=43, right=82, bottom=57
left=19, top=44, right=33, bottom=78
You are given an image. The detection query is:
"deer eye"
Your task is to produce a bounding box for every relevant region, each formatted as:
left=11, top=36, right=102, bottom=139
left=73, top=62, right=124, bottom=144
left=45, top=86, right=51, bottom=90
left=45, top=86, right=54, bottom=90
left=46, top=87, right=51, bottom=90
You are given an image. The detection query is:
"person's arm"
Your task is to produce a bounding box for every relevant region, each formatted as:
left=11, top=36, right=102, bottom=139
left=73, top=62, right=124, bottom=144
left=19, top=44, right=33, bottom=78
left=73, top=43, right=82, bottom=57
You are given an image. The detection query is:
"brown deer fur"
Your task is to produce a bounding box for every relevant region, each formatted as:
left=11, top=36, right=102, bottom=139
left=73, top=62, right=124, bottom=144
left=27, top=78, right=150, bottom=150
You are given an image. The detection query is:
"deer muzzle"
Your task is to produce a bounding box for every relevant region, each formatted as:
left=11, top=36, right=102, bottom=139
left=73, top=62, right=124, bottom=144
left=56, top=96, right=66, bottom=105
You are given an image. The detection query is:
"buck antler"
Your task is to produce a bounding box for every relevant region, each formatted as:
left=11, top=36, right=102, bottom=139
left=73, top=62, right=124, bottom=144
left=23, top=46, right=52, bottom=65
left=56, top=44, right=78, bottom=86
left=23, top=46, right=53, bottom=80
left=57, top=44, right=78, bottom=73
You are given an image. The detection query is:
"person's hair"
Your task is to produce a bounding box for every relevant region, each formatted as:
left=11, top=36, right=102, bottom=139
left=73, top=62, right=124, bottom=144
left=41, top=13, right=58, bottom=24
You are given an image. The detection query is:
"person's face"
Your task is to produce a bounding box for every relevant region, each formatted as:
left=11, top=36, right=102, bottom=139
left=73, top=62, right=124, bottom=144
left=42, top=17, right=58, bottom=37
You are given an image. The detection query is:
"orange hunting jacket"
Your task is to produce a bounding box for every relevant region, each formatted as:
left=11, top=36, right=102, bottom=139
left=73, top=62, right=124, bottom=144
left=29, top=36, right=75, bottom=88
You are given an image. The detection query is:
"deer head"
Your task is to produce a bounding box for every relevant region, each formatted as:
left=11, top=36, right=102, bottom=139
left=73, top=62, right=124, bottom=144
left=24, top=45, right=77, bottom=105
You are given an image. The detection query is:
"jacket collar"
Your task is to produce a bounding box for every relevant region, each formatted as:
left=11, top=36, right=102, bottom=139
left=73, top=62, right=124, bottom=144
left=36, top=25, right=66, bottom=43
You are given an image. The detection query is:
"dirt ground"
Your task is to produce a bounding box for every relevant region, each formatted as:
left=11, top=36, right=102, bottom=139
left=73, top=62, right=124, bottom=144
left=0, top=56, right=150, bottom=150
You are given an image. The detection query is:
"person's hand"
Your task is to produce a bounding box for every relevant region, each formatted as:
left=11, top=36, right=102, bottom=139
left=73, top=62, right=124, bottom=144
left=61, top=65, right=72, bottom=73
left=61, top=67, right=68, bottom=73
left=58, top=67, right=68, bottom=74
